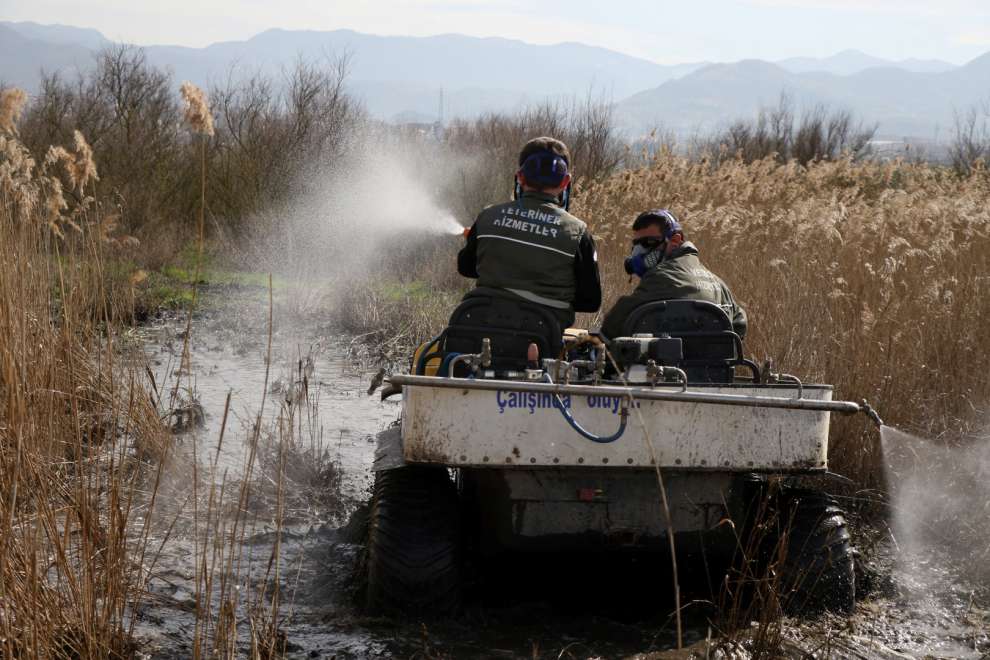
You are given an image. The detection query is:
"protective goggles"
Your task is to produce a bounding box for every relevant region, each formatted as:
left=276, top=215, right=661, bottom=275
left=631, top=236, right=665, bottom=250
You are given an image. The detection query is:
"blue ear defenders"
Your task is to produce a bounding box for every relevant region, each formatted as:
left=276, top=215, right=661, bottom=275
left=521, top=151, right=568, bottom=188
left=514, top=150, right=572, bottom=209
left=634, top=209, right=682, bottom=238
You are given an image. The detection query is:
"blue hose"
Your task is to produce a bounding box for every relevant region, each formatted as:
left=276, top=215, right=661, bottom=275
left=544, top=373, right=627, bottom=444
left=438, top=352, right=461, bottom=378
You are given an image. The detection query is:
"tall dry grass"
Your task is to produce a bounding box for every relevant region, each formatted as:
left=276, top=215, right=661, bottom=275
left=1, top=100, right=171, bottom=655
left=1, top=82, right=313, bottom=658
left=576, top=153, right=990, bottom=486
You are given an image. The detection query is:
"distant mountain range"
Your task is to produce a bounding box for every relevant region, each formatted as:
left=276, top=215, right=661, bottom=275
left=0, top=21, right=702, bottom=119
left=617, top=54, right=990, bottom=138
left=0, top=23, right=96, bottom=90
left=1, top=20, right=987, bottom=139
left=776, top=49, right=956, bottom=76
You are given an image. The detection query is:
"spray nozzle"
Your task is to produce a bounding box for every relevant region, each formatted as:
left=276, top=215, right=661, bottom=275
left=860, top=399, right=884, bottom=428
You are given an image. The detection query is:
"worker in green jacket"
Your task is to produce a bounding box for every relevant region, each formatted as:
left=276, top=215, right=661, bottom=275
left=600, top=209, right=747, bottom=339
left=457, top=137, right=602, bottom=328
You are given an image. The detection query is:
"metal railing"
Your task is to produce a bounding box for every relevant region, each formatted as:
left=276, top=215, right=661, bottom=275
left=387, top=374, right=868, bottom=416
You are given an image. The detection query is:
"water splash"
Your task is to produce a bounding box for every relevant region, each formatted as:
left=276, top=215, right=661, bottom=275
left=439, top=213, right=466, bottom=235
left=232, top=135, right=470, bottom=287
left=880, top=424, right=990, bottom=590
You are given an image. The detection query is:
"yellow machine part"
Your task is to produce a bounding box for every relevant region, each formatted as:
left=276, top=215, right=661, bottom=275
left=412, top=339, right=442, bottom=376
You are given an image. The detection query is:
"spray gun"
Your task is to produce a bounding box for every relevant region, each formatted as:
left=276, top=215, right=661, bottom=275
left=860, top=400, right=884, bottom=428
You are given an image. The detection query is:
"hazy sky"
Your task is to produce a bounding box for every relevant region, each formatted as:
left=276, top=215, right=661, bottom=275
left=2, top=0, right=989, bottom=64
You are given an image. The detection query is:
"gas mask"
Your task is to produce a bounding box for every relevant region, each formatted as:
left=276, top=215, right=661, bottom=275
left=623, top=237, right=665, bottom=277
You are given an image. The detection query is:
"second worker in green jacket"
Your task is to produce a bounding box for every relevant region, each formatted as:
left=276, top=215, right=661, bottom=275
left=600, top=209, right=747, bottom=340
left=457, top=137, right=602, bottom=328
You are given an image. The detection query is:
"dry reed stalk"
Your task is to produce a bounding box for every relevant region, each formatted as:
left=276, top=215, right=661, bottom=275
left=44, top=131, right=100, bottom=196
left=176, top=80, right=218, bottom=658
left=173, top=82, right=212, bottom=402
left=0, top=87, right=27, bottom=134
left=1, top=134, right=40, bottom=221
left=70, top=130, right=99, bottom=190
left=180, top=82, right=215, bottom=137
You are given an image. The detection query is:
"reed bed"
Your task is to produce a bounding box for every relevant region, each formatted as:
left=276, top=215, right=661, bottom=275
left=577, top=153, right=990, bottom=486
left=0, top=82, right=300, bottom=658
left=1, top=109, right=170, bottom=654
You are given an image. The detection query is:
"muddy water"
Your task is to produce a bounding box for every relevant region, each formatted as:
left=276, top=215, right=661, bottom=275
left=124, top=288, right=989, bottom=659
left=127, top=289, right=702, bottom=658
left=128, top=289, right=404, bottom=657
left=138, top=296, right=396, bottom=500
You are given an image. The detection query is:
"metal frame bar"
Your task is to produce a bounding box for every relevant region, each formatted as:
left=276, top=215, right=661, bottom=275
left=388, top=374, right=862, bottom=415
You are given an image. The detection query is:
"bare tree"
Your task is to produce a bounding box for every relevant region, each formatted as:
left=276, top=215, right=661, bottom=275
left=20, top=46, right=186, bottom=229
left=440, top=91, right=623, bottom=216
left=949, top=100, right=990, bottom=175
left=695, top=94, right=876, bottom=166
left=208, top=53, right=364, bottom=229
left=19, top=45, right=364, bottom=239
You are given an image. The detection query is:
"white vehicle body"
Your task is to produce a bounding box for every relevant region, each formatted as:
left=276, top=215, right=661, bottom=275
left=399, top=380, right=833, bottom=471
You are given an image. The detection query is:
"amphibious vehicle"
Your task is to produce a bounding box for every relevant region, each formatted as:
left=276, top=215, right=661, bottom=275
left=366, top=295, right=881, bottom=615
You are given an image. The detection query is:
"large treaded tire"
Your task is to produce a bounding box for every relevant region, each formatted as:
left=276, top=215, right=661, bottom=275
left=776, top=490, right=856, bottom=615
left=365, top=466, right=461, bottom=616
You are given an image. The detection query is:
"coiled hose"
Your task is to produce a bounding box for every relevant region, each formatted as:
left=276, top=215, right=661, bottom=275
left=438, top=352, right=461, bottom=378
left=544, top=373, right=627, bottom=444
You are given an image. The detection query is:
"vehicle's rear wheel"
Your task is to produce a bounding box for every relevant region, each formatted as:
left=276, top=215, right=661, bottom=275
left=365, top=466, right=461, bottom=616
left=775, top=490, right=856, bottom=614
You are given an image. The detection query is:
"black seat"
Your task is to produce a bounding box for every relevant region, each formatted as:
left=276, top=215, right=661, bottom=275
left=439, top=295, right=563, bottom=373
left=621, top=299, right=757, bottom=383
